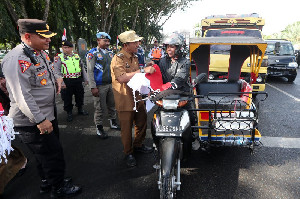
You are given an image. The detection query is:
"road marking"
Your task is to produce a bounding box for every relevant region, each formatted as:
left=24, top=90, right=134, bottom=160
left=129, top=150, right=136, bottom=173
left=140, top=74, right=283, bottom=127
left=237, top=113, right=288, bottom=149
left=261, top=136, right=300, bottom=148
left=266, top=83, right=300, bottom=102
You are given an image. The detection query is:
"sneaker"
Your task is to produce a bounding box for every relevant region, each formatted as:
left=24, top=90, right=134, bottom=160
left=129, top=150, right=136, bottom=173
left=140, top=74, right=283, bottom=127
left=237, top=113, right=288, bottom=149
left=125, top=154, right=136, bottom=167
left=96, top=125, right=108, bottom=139
left=109, top=119, right=121, bottom=130
left=134, top=144, right=153, bottom=154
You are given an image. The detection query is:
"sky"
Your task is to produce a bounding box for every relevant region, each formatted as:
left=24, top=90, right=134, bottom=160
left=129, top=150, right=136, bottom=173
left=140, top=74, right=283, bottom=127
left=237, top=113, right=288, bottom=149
left=162, top=0, right=300, bottom=36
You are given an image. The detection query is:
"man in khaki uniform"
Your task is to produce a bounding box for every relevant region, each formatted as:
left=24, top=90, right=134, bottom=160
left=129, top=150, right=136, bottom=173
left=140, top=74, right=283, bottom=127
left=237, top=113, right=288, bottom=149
left=110, top=30, right=155, bottom=167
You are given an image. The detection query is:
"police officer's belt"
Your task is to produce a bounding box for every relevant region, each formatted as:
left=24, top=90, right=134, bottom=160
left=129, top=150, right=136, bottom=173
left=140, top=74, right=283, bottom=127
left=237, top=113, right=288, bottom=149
left=63, top=72, right=81, bottom=78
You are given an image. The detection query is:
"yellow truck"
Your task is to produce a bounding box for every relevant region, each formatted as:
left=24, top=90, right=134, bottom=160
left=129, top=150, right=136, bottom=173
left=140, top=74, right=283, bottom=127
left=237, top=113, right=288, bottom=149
left=201, top=13, right=267, bottom=94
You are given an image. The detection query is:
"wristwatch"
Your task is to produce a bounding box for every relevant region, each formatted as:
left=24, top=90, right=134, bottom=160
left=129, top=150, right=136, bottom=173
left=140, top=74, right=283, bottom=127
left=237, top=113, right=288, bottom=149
left=140, top=68, right=145, bottom=73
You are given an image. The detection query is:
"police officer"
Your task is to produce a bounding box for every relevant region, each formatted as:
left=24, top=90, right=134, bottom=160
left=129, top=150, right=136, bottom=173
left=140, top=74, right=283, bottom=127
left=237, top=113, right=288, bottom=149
left=86, top=32, right=119, bottom=139
left=54, top=40, right=88, bottom=122
left=1, top=19, right=81, bottom=198
left=110, top=30, right=155, bottom=167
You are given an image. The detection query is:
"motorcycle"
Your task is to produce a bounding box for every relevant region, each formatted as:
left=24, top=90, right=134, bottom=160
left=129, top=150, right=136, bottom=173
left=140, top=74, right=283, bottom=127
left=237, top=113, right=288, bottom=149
left=150, top=89, right=194, bottom=199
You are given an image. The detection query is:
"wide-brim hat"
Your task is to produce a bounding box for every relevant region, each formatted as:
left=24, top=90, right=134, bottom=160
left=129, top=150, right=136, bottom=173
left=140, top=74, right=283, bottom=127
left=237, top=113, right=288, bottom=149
left=18, top=19, right=57, bottom=38
left=118, top=30, right=143, bottom=43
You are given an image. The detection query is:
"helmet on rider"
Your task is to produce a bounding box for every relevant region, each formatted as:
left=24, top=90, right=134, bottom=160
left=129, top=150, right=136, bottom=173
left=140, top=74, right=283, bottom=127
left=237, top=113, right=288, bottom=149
left=163, top=32, right=185, bottom=58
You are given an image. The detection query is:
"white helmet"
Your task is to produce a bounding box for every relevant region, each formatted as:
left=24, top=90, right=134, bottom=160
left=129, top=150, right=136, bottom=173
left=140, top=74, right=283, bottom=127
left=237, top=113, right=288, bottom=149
left=163, top=32, right=186, bottom=57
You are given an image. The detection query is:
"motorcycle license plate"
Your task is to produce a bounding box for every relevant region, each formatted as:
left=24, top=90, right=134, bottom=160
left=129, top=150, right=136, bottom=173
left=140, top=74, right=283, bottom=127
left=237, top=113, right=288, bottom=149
left=156, top=125, right=182, bottom=132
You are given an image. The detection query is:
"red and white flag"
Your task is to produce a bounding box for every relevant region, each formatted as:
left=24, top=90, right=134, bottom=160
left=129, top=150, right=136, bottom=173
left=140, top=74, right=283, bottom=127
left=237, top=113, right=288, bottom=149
left=62, top=28, right=67, bottom=41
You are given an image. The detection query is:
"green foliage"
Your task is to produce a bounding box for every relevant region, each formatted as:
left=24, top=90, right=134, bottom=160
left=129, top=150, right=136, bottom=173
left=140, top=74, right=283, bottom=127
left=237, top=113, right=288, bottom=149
left=263, top=21, right=300, bottom=45
left=0, top=0, right=198, bottom=55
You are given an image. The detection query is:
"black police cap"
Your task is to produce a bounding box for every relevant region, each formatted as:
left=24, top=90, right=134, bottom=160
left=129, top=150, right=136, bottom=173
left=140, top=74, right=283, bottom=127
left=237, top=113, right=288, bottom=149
left=18, top=19, right=57, bottom=38
left=62, top=40, right=73, bottom=47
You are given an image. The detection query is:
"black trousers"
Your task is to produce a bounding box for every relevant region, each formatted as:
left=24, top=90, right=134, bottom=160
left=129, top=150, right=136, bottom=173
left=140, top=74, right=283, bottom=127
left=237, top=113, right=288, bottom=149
left=62, top=78, right=84, bottom=112
left=14, top=119, right=65, bottom=186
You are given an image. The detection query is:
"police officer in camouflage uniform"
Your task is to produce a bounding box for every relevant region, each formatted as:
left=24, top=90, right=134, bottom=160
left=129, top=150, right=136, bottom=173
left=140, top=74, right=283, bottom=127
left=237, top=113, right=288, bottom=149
left=86, top=32, right=119, bottom=139
left=54, top=40, right=88, bottom=122
left=1, top=19, right=81, bottom=198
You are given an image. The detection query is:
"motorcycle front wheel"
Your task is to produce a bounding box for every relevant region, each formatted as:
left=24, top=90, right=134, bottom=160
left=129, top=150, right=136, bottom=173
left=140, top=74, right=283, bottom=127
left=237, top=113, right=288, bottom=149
left=160, top=168, right=177, bottom=199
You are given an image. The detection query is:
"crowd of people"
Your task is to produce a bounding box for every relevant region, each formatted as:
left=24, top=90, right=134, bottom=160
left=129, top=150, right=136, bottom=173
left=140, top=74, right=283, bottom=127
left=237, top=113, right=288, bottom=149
left=0, top=18, right=190, bottom=198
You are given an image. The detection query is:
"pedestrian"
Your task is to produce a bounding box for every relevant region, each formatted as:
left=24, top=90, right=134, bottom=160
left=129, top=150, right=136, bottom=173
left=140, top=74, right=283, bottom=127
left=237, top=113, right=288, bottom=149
left=110, top=30, right=156, bottom=167
left=54, top=40, right=89, bottom=122
left=86, top=32, right=120, bottom=139
left=137, top=40, right=145, bottom=67
left=148, top=39, right=164, bottom=64
left=1, top=19, right=81, bottom=198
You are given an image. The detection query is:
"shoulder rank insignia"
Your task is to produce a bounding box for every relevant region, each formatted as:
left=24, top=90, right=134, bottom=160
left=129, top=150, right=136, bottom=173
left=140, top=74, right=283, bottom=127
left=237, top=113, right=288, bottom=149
left=117, top=53, right=124, bottom=57
left=19, top=60, right=32, bottom=73
left=40, top=78, right=47, bottom=85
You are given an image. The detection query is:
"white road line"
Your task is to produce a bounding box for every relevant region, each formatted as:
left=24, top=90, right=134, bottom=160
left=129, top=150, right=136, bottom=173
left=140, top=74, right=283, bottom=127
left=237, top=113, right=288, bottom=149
left=266, top=83, right=300, bottom=102
left=261, top=136, right=300, bottom=149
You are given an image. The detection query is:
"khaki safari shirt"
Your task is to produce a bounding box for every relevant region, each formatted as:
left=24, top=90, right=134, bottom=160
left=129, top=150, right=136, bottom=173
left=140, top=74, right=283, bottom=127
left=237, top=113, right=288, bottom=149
left=110, top=49, right=142, bottom=111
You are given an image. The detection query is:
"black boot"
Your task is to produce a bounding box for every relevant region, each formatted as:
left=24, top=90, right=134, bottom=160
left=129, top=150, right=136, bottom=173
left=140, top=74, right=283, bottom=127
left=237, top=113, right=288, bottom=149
left=78, top=107, right=88, bottom=115
left=109, top=119, right=121, bottom=130
left=50, top=181, right=81, bottom=198
left=40, top=177, right=72, bottom=194
left=67, top=111, right=73, bottom=122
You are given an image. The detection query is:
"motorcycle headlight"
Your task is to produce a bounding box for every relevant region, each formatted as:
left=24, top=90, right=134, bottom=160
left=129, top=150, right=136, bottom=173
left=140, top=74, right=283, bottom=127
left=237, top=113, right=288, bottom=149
left=162, top=99, right=179, bottom=110
left=288, top=62, right=298, bottom=68
left=256, top=75, right=263, bottom=83
left=209, top=74, right=214, bottom=80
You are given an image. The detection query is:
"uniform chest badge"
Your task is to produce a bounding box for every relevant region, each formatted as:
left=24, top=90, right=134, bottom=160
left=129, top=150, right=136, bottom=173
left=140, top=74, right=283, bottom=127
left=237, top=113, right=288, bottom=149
left=19, top=60, right=32, bottom=73
left=97, top=53, right=103, bottom=60
left=40, top=79, right=47, bottom=85
left=88, top=53, right=93, bottom=60
left=37, top=70, right=47, bottom=77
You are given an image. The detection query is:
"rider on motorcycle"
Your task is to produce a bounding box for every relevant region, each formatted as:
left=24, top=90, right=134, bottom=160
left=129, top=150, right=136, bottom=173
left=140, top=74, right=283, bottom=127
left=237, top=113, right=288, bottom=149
left=155, top=32, right=195, bottom=157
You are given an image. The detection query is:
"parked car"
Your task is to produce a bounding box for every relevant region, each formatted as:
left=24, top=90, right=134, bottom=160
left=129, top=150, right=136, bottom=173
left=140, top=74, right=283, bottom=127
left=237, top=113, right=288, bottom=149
left=265, top=39, right=298, bottom=82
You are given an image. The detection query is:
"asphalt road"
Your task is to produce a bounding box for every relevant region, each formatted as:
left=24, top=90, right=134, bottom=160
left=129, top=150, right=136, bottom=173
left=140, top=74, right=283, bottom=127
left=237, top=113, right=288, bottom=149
left=3, top=68, right=300, bottom=199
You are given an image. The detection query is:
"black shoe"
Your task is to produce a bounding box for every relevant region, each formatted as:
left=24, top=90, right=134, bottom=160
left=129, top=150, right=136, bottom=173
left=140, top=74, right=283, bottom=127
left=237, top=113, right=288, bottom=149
left=78, top=107, right=88, bottom=115
left=67, top=112, right=73, bottom=122
left=134, top=144, right=154, bottom=154
left=125, top=154, right=136, bottom=167
left=50, top=182, right=82, bottom=199
left=96, top=125, right=108, bottom=139
left=109, top=119, right=121, bottom=130
left=40, top=177, right=72, bottom=194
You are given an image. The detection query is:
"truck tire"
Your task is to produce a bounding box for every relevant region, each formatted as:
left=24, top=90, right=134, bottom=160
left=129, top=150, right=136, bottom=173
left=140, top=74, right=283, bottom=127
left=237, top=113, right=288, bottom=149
left=287, top=76, right=296, bottom=82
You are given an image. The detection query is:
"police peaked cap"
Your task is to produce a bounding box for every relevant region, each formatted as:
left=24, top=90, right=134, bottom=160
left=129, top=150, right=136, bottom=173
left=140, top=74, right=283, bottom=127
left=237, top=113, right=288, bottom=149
left=96, top=32, right=111, bottom=40
left=18, top=19, right=57, bottom=38
left=62, top=40, right=73, bottom=47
